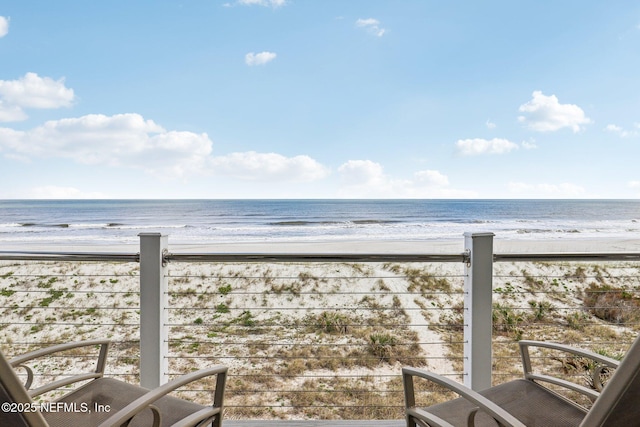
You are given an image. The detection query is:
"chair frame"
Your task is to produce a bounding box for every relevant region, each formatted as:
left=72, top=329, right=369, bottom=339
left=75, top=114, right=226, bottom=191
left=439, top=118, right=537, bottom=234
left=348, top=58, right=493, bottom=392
left=2, top=339, right=227, bottom=427
left=403, top=340, right=623, bottom=427
left=10, top=339, right=110, bottom=399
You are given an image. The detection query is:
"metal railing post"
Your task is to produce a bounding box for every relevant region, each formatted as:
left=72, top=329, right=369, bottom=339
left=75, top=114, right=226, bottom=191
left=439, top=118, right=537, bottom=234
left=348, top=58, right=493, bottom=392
left=463, top=232, right=494, bottom=390
left=138, top=233, right=169, bottom=388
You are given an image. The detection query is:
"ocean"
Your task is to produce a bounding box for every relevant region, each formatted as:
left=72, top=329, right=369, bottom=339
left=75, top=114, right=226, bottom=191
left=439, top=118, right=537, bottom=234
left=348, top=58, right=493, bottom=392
left=0, top=199, right=639, bottom=246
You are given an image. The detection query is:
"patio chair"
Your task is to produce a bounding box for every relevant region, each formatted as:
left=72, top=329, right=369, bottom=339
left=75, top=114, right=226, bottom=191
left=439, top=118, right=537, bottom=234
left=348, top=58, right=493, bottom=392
left=403, top=334, right=640, bottom=427
left=0, top=339, right=227, bottom=427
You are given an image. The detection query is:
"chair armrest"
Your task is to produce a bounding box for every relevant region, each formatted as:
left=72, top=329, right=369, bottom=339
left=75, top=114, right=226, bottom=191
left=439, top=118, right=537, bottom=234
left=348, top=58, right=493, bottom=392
left=403, top=367, right=527, bottom=427
left=169, top=407, right=221, bottom=427
left=519, top=340, right=620, bottom=371
left=97, top=365, right=227, bottom=427
left=519, top=340, right=619, bottom=398
left=406, top=407, right=457, bottom=427
left=9, top=339, right=110, bottom=395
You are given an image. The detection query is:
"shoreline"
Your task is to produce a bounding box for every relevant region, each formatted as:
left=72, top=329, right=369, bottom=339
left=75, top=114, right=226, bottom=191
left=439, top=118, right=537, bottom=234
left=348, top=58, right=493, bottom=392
left=2, top=236, right=640, bottom=254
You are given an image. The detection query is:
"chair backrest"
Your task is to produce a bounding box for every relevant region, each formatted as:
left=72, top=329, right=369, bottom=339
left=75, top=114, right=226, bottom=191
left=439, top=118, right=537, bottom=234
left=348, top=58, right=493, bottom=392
left=580, top=334, right=640, bottom=427
left=0, top=348, right=49, bottom=427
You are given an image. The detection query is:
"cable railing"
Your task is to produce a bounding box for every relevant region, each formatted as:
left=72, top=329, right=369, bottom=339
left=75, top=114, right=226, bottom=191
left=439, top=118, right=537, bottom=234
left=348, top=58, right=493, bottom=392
left=163, top=261, right=466, bottom=419
left=489, top=260, right=640, bottom=393
left=0, top=259, right=142, bottom=392
left=1, top=232, right=640, bottom=421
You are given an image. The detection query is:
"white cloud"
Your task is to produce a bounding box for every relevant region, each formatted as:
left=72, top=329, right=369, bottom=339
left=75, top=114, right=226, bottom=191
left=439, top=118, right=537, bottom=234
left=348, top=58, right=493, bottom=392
left=356, top=18, right=386, bottom=37
left=455, top=138, right=519, bottom=156
left=521, top=139, right=538, bottom=150
left=485, top=119, right=497, bottom=129
left=356, top=18, right=379, bottom=27
left=0, top=112, right=334, bottom=183
left=518, top=91, right=591, bottom=132
left=0, top=16, right=9, bottom=38
left=337, top=160, right=474, bottom=198
left=0, top=73, right=75, bottom=122
left=237, top=0, right=286, bottom=7
left=245, top=51, right=277, bottom=66
left=338, top=160, right=385, bottom=186
left=211, top=151, right=329, bottom=182
left=28, top=186, right=107, bottom=199
left=606, top=124, right=624, bottom=133
left=629, top=181, right=640, bottom=190
left=605, top=124, right=625, bottom=136
left=0, top=73, right=75, bottom=109
left=414, top=170, right=450, bottom=187
left=508, top=182, right=586, bottom=198
left=605, top=124, right=638, bottom=138
left=0, top=102, right=28, bottom=122
left=0, top=113, right=213, bottom=177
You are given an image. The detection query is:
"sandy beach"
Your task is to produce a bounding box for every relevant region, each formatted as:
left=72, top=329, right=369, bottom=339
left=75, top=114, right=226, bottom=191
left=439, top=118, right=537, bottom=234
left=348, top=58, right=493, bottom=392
left=1, top=236, right=639, bottom=419
left=169, top=236, right=640, bottom=254
left=4, top=235, right=640, bottom=254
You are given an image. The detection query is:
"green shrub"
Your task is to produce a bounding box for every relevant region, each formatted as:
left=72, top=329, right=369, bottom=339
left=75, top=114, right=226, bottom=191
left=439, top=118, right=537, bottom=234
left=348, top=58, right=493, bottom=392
left=566, top=311, right=589, bottom=330
left=368, top=333, right=397, bottom=361
left=313, top=311, right=350, bottom=334
left=215, top=303, right=230, bottom=313
left=0, top=288, right=15, bottom=297
left=218, top=284, right=232, bottom=295
left=237, top=311, right=256, bottom=327
left=528, top=300, right=554, bottom=321
left=493, top=303, right=524, bottom=339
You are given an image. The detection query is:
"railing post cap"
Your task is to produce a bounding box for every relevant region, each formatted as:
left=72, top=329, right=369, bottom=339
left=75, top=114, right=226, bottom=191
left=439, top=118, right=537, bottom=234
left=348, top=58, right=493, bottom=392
left=463, top=232, right=495, bottom=238
left=138, top=232, right=165, bottom=237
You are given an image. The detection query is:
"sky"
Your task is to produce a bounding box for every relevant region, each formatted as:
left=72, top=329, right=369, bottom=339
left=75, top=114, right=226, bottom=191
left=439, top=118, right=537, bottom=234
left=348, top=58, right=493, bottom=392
left=1, top=1, right=640, bottom=199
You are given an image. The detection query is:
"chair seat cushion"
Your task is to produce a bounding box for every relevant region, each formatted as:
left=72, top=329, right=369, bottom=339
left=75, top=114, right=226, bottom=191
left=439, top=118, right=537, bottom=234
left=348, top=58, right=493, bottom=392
left=43, top=377, right=208, bottom=427
left=423, top=379, right=587, bottom=427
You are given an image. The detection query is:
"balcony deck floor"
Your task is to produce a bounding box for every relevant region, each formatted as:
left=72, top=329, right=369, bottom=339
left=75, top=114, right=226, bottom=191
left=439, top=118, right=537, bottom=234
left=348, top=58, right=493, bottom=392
left=226, top=420, right=404, bottom=427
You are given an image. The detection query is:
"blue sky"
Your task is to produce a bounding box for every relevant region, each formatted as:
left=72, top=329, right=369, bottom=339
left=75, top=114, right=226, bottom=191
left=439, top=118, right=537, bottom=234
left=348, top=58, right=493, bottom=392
left=1, top=1, right=639, bottom=199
